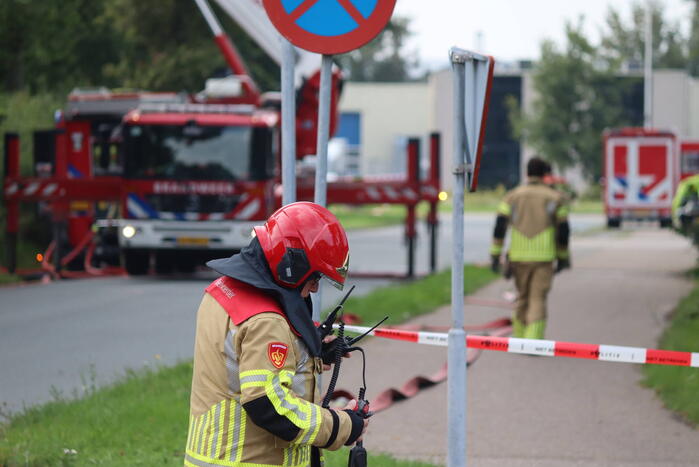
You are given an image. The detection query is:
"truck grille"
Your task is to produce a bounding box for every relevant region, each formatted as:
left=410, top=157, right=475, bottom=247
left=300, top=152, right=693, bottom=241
left=144, top=194, right=241, bottom=214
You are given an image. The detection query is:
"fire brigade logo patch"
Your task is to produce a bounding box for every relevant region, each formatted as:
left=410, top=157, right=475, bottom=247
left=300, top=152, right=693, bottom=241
left=268, top=342, right=289, bottom=369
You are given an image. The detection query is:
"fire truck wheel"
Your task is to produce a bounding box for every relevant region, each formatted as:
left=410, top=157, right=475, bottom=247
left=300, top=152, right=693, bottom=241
left=606, top=217, right=621, bottom=229
left=123, top=251, right=150, bottom=276
left=659, top=217, right=673, bottom=229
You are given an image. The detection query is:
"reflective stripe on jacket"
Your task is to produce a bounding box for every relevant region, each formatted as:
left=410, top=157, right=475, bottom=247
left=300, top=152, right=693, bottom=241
left=186, top=278, right=353, bottom=467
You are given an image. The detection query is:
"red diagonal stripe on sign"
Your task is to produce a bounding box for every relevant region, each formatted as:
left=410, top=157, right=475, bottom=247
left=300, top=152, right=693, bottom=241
left=290, top=0, right=322, bottom=21
left=335, top=0, right=366, bottom=25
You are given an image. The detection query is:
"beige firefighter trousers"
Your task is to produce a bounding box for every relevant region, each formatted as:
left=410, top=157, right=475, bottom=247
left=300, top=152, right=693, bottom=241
left=511, top=261, right=554, bottom=324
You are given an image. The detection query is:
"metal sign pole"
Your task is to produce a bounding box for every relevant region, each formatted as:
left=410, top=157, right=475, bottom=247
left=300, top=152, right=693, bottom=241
left=448, top=52, right=468, bottom=467
left=312, top=54, right=333, bottom=321
left=314, top=55, right=333, bottom=209
left=281, top=38, right=296, bottom=206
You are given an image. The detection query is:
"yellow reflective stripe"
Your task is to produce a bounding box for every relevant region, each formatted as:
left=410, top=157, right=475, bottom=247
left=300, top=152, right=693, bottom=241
left=223, top=400, right=234, bottom=461
left=509, top=227, right=556, bottom=261
left=186, top=449, right=283, bottom=466
left=240, top=369, right=272, bottom=389
left=187, top=415, right=196, bottom=452
left=266, top=371, right=310, bottom=427
left=240, top=369, right=321, bottom=447
left=497, top=201, right=511, bottom=216
left=283, top=446, right=311, bottom=466
left=185, top=400, right=255, bottom=467
left=556, top=205, right=569, bottom=219
left=197, top=411, right=208, bottom=455
left=556, top=249, right=570, bottom=259
left=307, top=405, right=321, bottom=445
left=264, top=370, right=322, bottom=444
left=191, top=413, right=202, bottom=452
left=240, top=369, right=272, bottom=378
left=202, top=408, right=211, bottom=457
left=204, top=404, right=218, bottom=458
left=490, top=243, right=503, bottom=255
left=211, top=401, right=224, bottom=459
left=231, top=400, right=245, bottom=463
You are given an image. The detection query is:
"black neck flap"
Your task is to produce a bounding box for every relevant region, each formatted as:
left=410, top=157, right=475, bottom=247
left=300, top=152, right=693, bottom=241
left=206, top=238, right=321, bottom=357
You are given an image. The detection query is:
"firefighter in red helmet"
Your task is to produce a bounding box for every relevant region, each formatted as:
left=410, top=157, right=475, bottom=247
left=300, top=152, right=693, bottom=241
left=185, top=202, right=365, bottom=467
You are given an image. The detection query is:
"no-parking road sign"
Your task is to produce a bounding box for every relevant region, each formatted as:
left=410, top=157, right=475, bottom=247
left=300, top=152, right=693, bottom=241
left=263, top=0, right=397, bottom=55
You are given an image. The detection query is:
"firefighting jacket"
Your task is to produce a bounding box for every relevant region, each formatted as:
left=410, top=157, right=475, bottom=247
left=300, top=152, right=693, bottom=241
left=490, top=178, right=570, bottom=262
left=672, top=174, right=699, bottom=218
left=185, top=276, right=359, bottom=467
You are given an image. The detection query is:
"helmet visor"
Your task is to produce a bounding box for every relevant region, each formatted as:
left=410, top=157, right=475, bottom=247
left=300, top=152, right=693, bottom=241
left=320, top=253, right=349, bottom=290
left=320, top=272, right=344, bottom=290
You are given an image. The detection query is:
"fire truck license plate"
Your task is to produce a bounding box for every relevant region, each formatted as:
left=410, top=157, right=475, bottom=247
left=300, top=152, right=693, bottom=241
left=177, top=237, right=209, bottom=246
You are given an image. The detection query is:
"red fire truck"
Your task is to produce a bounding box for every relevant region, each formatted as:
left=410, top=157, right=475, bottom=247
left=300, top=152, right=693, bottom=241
left=603, top=127, right=677, bottom=228
left=2, top=0, right=441, bottom=277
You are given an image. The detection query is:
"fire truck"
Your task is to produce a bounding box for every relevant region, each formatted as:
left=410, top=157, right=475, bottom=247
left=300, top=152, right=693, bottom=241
left=602, top=128, right=699, bottom=229
left=2, top=0, right=441, bottom=277
left=603, top=127, right=677, bottom=228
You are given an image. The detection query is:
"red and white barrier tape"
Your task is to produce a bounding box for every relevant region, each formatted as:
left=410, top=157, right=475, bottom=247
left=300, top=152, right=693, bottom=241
left=339, top=324, right=699, bottom=368
left=329, top=319, right=512, bottom=412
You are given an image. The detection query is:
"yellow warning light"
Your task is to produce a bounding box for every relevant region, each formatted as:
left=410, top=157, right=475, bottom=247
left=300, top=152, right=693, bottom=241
left=36, top=253, right=44, bottom=262
left=438, top=191, right=449, bottom=201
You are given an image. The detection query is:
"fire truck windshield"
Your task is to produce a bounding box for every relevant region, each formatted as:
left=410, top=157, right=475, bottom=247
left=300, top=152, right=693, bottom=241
left=123, top=124, right=273, bottom=181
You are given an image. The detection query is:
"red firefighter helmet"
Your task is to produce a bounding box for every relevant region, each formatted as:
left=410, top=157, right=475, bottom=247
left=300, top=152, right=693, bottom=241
left=254, top=202, right=349, bottom=290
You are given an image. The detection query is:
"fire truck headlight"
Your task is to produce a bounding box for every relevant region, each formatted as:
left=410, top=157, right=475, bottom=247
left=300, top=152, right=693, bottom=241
left=122, top=225, right=137, bottom=239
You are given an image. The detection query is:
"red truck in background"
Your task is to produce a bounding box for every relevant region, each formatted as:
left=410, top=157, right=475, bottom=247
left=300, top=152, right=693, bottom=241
left=603, top=128, right=699, bottom=229
left=603, top=128, right=677, bottom=228
left=2, top=0, right=441, bottom=278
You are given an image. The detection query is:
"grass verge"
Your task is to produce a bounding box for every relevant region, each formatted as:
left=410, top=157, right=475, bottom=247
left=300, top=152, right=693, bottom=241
left=0, top=274, right=22, bottom=285
left=0, top=362, right=440, bottom=467
left=642, top=270, right=699, bottom=427
left=330, top=193, right=602, bottom=231
left=0, top=265, right=496, bottom=466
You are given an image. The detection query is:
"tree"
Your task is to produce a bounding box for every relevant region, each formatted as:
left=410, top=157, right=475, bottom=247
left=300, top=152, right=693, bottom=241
left=337, top=17, right=418, bottom=82
left=0, top=0, right=278, bottom=94
left=600, top=1, right=687, bottom=70
left=0, top=0, right=119, bottom=93
left=101, top=0, right=278, bottom=92
left=511, top=21, right=630, bottom=181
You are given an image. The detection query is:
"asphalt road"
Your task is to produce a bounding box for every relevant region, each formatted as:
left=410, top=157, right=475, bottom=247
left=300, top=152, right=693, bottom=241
left=0, top=213, right=602, bottom=414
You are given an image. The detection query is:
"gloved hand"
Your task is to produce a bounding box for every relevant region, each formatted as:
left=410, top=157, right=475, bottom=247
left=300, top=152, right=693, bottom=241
left=343, top=408, right=368, bottom=445
left=490, top=255, right=500, bottom=274
left=555, top=257, right=570, bottom=273
left=503, top=257, right=513, bottom=280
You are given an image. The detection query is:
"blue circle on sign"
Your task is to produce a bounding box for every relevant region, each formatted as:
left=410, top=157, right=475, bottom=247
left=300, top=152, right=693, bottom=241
left=281, top=0, right=378, bottom=36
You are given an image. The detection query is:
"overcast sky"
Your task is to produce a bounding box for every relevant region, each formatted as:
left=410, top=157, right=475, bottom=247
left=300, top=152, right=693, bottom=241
left=393, top=0, right=693, bottom=70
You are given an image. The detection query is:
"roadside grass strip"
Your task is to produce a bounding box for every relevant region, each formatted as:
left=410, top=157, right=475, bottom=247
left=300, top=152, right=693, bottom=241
left=329, top=194, right=601, bottom=231
left=642, top=275, right=699, bottom=427
left=0, top=363, right=438, bottom=466
left=0, top=266, right=496, bottom=465
left=0, top=364, right=192, bottom=466
left=0, top=273, right=22, bottom=285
